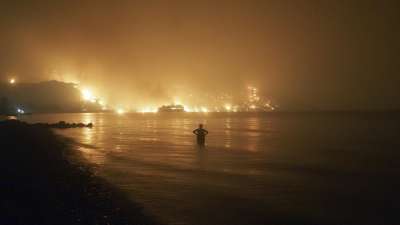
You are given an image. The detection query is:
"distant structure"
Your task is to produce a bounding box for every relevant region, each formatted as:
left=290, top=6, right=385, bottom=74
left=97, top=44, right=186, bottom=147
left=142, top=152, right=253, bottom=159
left=248, top=86, right=260, bottom=103
left=242, top=86, right=276, bottom=112
left=158, top=104, right=185, bottom=112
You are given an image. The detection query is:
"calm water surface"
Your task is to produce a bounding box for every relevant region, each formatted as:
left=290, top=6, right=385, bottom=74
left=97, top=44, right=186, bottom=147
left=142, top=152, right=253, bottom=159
left=21, top=112, right=400, bottom=225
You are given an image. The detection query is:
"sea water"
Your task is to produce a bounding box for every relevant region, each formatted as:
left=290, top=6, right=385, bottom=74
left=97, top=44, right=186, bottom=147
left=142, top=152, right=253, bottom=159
left=21, top=112, right=400, bottom=225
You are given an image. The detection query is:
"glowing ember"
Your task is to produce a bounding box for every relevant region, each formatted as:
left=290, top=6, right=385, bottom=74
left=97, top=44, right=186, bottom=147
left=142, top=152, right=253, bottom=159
left=98, top=100, right=105, bottom=106
left=81, top=89, right=95, bottom=101
left=224, top=104, right=232, bottom=111
left=74, top=83, right=275, bottom=113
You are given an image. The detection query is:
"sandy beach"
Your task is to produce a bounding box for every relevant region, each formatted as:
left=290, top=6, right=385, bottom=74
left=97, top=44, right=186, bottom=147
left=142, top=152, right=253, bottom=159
left=0, top=119, right=158, bottom=225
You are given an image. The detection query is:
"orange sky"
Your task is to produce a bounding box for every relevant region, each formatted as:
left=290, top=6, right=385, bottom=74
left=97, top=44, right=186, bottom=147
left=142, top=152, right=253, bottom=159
left=1, top=0, right=399, bottom=110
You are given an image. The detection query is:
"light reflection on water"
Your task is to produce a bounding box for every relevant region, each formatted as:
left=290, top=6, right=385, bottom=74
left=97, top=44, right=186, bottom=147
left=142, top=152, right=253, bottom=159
left=19, top=112, right=400, bottom=225
left=21, top=113, right=275, bottom=224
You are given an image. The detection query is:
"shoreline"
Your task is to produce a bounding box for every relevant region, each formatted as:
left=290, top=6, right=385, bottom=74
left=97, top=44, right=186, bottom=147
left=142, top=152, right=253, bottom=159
left=0, top=119, right=159, bottom=225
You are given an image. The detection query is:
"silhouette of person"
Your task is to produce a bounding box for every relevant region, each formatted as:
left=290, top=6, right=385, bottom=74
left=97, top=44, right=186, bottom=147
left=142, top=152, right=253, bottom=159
left=193, top=124, right=208, bottom=146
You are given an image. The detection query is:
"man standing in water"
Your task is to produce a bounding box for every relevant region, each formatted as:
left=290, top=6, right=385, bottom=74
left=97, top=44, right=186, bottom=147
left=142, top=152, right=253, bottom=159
left=193, top=124, right=208, bottom=146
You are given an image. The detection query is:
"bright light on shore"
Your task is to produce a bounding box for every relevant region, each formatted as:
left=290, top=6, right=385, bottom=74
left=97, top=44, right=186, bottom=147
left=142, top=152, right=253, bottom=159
left=116, top=108, right=125, bottom=114
left=173, top=98, right=182, bottom=105
left=183, top=106, right=192, bottom=112
left=201, top=107, right=209, bottom=113
left=17, top=108, right=24, bottom=114
left=224, top=104, right=232, bottom=111
left=98, top=100, right=105, bottom=106
left=139, top=107, right=158, bottom=113
left=9, top=78, right=16, bottom=84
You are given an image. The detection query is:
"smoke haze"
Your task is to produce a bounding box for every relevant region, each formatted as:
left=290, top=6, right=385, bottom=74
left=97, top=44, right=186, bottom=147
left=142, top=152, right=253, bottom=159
left=1, top=0, right=399, bottom=110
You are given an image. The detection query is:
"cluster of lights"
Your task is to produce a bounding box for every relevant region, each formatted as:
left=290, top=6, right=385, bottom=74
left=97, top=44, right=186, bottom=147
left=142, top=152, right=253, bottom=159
left=248, top=86, right=260, bottom=103
left=264, top=102, right=275, bottom=111
left=74, top=82, right=275, bottom=114
left=16, top=108, right=25, bottom=114
left=223, top=104, right=239, bottom=112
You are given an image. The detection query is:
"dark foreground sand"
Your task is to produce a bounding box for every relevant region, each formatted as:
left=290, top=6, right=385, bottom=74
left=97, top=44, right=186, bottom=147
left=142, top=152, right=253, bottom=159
left=0, top=120, right=158, bottom=225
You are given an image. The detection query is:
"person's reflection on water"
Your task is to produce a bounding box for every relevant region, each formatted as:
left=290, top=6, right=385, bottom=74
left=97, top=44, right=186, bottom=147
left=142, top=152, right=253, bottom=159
left=196, top=146, right=208, bottom=169
left=193, top=124, right=208, bottom=147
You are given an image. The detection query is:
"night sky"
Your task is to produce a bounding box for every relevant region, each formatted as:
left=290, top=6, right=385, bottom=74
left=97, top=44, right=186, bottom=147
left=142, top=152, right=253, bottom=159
left=1, top=0, right=399, bottom=110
